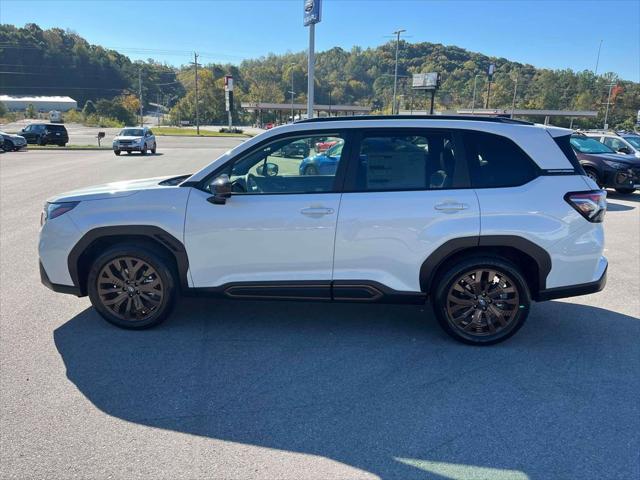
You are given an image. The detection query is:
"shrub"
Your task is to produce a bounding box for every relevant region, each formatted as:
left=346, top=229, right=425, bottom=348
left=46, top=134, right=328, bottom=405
left=219, top=127, right=244, bottom=134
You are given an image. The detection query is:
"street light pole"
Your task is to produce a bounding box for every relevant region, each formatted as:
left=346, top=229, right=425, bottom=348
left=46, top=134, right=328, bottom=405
left=392, top=29, right=406, bottom=115
left=510, top=73, right=518, bottom=118
left=289, top=63, right=296, bottom=122
left=471, top=74, right=481, bottom=114
left=594, top=39, right=603, bottom=75
left=192, top=52, right=200, bottom=135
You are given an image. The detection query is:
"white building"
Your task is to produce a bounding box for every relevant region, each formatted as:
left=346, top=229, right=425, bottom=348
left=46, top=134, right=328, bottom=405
left=0, top=95, right=78, bottom=112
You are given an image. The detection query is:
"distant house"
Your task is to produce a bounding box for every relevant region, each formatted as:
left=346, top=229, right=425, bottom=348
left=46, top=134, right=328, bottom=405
left=0, top=95, right=78, bottom=112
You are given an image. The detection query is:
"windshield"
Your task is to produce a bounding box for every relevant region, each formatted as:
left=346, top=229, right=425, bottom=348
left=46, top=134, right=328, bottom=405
left=623, top=136, right=640, bottom=149
left=120, top=129, right=144, bottom=137
left=570, top=136, right=615, bottom=154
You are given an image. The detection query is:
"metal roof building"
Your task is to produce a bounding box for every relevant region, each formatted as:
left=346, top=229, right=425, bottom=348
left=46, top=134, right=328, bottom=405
left=0, top=95, right=78, bottom=112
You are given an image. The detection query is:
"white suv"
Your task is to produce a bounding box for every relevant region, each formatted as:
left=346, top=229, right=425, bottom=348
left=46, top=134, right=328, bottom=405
left=39, top=116, right=608, bottom=345
left=112, top=127, right=156, bottom=156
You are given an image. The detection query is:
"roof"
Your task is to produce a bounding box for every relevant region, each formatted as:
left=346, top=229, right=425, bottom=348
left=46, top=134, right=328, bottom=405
left=296, top=114, right=533, bottom=125
left=0, top=95, right=77, bottom=103
left=241, top=102, right=370, bottom=113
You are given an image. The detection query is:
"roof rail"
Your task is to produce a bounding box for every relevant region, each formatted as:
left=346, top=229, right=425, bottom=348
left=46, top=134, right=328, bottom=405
left=295, top=114, right=534, bottom=125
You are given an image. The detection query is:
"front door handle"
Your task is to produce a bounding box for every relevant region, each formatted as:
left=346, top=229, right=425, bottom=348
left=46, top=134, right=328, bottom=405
left=434, top=202, right=468, bottom=212
left=301, top=207, right=335, bottom=217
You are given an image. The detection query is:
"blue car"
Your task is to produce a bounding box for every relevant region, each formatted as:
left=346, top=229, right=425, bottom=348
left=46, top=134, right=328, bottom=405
left=299, top=141, right=344, bottom=175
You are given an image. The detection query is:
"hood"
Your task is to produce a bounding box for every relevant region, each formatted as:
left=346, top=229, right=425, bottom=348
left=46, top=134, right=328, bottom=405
left=114, top=135, right=144, bottom=141
left=47, top=175, right=185, bottom=203
left=581, top=152, right=640, bottom=165
left=1, top=132, right=25, bottom=139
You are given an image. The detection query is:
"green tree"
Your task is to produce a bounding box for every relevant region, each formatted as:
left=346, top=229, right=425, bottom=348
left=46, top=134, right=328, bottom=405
left=82, top=100, right=96, bottom=116
left=26, top=103, right=36, bottom=118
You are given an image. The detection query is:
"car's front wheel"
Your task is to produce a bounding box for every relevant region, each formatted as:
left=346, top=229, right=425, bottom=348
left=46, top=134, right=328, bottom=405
left=304, top=165, right=319, bottom=175
left=584, top=168, right=602, bottom=187
left=432, top=256, right=530, bottom=345
left=87, top=245, right=177, bottom=329
left=140, top=144, right=147, bottom=155
left=114, top=150, right=121, bottom=156
left=2, top=140, right=14, bottom=152
left=151, top=144, right=156, bottom=154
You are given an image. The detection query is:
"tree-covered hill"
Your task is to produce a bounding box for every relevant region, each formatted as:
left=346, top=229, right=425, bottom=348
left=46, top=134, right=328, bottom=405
left=1, top=23, right=638, bottom=128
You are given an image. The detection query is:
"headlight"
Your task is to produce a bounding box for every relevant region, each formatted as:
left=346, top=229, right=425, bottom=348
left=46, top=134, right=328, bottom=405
left=41, top=201, right=79, bottom=226
left=133, top=138, right=142, bottom=144
left=603, top=160, right=628, bottom=170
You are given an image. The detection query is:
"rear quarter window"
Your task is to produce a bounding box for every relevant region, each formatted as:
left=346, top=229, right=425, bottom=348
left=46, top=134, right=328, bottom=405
left=462, top=131, right=538, bottom=188
left=47, top=125, right=67, bottom=132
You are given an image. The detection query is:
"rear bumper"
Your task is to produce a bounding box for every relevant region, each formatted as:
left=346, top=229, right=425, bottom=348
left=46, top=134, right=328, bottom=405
left=536, top=260, right=607, bottom=301
left=40, top=261, right=81, bottom=296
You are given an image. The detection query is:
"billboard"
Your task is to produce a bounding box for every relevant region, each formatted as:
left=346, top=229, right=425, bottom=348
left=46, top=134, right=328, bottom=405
left=303, top=0, right=322, bottom=26
left=412, top=72, right=440, bottom=90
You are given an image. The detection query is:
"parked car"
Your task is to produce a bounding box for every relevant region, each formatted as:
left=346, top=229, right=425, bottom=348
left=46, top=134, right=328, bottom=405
left=0, top=130, right=27, bottom=151
left=20, top=123, right=68, bottom=146
left=315, top=138, right=339, bottom=152
left=112, top=127, right=156, bottom=156
left=39, top=115, right=607, bottom=345
left=278, top=139, right=310, bottom=158
left=570, top=133, right=639, bottom=194
left=582, top=130, right=640, bottom=158
left=299, top=138, right=344, bottom=175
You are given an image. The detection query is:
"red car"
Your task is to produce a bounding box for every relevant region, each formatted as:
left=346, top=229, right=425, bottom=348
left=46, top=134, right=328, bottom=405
left=315, top=139, right=339, bottom=152
left=265, top=123, right=275, bottom=130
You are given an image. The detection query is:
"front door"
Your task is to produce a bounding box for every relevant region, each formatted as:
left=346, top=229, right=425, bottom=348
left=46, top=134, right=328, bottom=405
left=184, top=132, right=348, bottom=297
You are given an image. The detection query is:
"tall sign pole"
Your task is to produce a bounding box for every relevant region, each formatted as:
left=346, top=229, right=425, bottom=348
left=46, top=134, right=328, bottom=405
left=304, top=0, right=321, bottom=119
left=485, top=63, right=495, bottom=109
left=224, top=75, right=234, bottom=130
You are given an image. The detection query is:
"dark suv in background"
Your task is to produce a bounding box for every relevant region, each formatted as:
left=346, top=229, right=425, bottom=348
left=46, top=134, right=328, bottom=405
left=20, top=123, right=69, bottom=146
left=570, top=134, right=639, bottom=194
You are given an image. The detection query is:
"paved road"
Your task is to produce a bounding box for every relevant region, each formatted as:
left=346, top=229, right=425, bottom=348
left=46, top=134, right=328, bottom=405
left=1, top=144, right=639, bottom=480
left=1, top=120, right=264, bottom=146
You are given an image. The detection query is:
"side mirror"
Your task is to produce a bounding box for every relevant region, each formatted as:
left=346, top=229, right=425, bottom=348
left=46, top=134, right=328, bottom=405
left=256, top=162, right=279, bottom=177
left=207, top=174, right=232, bottom=205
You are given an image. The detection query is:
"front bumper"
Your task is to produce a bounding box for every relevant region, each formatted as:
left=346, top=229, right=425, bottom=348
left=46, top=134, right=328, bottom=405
left=114, top=144, right=144, bottom=151
left=40, top=261, right=81, bottom=296
left=536, top=259, right=607, bottom=301
left=603, top=166, right=640, bottom=189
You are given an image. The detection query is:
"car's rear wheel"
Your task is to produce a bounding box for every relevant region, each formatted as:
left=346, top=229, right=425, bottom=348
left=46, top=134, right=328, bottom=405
left=87, top=245, right=177, bottom=329
left=114, top=150, right=121, bottom=156
left=58, top=142, right=66, bottom=147
left=432, top=256, right=530, bottom=345
left=37, top=136, right=45, bottom=146
left=615, top=187, right=636, bottom=195
left=304, top=165, right=319, bottom=175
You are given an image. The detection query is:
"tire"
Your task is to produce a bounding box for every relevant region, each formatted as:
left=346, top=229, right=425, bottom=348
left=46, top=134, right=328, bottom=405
left=58, top=142, right=66, bottom=147
left=140, top=144, right=147, bottom=155
left=584, top=168, right=602, bottom=187
left=2, top=140, right=14, bottom=152
left=615, top=187, right=636, bottom=195
left=87, top=244, right=177, bottom=329
left=127, top=151, right=132, bottom=154
left=37, top=136, right=45, bottom=146
left=432, top=256, right=531, bottom=345
left=114, top=150, right=121, bottom=156
left=151, top=144, right=156, bottom=154
left=304, top=165, right=319, bottom=175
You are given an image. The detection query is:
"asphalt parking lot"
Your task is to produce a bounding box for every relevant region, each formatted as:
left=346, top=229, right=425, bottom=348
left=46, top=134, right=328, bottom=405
left=1, top=141, right=639, bottom=480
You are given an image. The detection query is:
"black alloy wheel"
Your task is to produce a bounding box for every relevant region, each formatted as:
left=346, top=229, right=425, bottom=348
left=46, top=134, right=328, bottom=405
left=433, top=257, right=530, bottom=345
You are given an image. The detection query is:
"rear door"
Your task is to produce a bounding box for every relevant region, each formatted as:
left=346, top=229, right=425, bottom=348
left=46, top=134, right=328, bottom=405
left=333, top=128, right=480, bottom=294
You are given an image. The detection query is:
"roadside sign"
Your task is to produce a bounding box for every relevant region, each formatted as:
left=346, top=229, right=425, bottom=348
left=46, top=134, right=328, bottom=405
left=303, top=0, right=321, bottom=26
left=487, top=63, right=496, bottom=78
left=412, top=72, right=440, bottom=90
left=224, top=75, right=233, bottom=92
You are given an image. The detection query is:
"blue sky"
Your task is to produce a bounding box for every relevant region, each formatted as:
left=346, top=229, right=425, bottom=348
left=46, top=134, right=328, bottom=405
left=2, top=0, right=639, bottom=81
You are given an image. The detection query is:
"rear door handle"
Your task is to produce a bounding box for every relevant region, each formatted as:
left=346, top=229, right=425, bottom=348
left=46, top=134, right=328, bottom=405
left=434, top=202, right=468, bottom=212
left=301, top=207, right=335, bottom=217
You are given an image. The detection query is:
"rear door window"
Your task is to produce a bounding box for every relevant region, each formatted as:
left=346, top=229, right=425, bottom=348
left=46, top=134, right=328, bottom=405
left=348, top=130, right=466, bottom=191
left=463, top=131, right=538, bottom=188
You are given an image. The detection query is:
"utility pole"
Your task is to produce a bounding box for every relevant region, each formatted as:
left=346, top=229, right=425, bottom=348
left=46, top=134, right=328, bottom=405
left=510, top=73, right=518, bottom=118
left=603, top=82, right=616, bottom=129
left=289, top=63, right=296, bottom=122
left=392, top=29, right=406, bottom=115
left=138, top=69, right=143, bottom=126
left=595, top=39, right=603, bottom=75
left=192, top=52, right=200, bottom=135
left=471, top=74, right=481, bottom=114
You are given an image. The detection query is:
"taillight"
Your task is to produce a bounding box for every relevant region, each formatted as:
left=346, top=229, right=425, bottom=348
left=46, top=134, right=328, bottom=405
left=564, top=190, right=606, bottom=223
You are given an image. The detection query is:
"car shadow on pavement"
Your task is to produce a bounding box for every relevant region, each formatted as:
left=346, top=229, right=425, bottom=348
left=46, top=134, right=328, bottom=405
left=54, top=299, right=639, bottom=479
left=606, top=201, right=635, bottom=211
